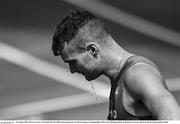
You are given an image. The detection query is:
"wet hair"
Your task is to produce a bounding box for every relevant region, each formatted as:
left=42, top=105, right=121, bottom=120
left=52, top=10, right=107, bottom=56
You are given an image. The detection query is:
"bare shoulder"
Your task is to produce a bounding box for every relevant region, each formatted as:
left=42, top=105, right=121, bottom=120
left=124, top=62, right=167, bottom=99
left=124, top=58, right=180, bottom=119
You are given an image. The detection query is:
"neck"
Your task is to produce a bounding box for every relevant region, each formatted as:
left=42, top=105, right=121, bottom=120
left=102, top=41, right=133, bottom=86
left=109, top=51, right=126, bottom=82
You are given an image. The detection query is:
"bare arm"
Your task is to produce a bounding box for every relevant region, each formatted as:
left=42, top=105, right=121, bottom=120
left=125, top=63, right=180, bottom=120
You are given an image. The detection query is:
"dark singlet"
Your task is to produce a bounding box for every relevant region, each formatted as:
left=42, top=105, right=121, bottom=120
left=108, top=55, right=168, bottom=120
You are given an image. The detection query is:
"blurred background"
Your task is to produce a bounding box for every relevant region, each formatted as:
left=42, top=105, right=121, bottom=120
left=0, top=0, right=180, bottom=120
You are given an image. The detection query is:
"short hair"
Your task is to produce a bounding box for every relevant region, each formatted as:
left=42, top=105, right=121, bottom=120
left=52, top=10, right=107, bottom=56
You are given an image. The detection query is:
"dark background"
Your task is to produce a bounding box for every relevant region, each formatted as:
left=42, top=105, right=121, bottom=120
left=0, top=0, right=180, bottom=119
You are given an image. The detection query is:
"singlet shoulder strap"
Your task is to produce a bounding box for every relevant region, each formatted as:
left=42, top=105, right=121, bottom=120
left=127, top=55, right=158, bottom=70
left=118, top=55, right=159, bottom=79
left=124, top=55, right=168, bottom=90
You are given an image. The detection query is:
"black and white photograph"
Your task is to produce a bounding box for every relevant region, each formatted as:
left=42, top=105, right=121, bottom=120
left=0, top=0, right=180, bottom=121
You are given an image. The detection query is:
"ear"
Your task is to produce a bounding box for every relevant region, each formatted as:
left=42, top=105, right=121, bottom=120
left=86, top=43, right=98, bottom=58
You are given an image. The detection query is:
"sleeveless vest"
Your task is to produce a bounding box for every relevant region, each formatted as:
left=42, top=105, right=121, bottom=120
left=108, top=55, right=167, bottom=120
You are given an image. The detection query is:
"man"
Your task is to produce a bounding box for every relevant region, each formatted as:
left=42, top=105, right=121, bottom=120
left=52, top=10, right=180, bottom=120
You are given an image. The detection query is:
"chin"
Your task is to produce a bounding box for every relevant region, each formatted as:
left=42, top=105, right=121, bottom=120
left=84, top=75, right=93, bottom=81
left=84, top=74, right=99, bottom=81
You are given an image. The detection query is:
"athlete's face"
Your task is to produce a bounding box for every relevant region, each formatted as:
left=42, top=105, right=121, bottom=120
left=61, top=42, right=102, bottom=81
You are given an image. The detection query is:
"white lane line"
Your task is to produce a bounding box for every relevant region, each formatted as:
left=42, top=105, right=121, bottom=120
left=65, top=0, right=180, bottom=47
left=0, top=42, right=110, bottom=98
left=0, top=93, right=108, bottom=119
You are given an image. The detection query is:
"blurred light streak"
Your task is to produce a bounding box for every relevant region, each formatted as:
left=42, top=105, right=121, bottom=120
left=0, top=42, right=109, bottom=98
left=167, top=78, right=180, bottom=92
left=65, top=0, right=180, bottom=47
left=0, top=77, right=179, bottom=119
left=0, top=93, right=107, bottom=119
left=0, top=42, right=179, bottom=119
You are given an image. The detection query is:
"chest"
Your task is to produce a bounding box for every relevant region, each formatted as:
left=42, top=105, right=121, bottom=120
left=108, top=81, right=151, bottom=120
